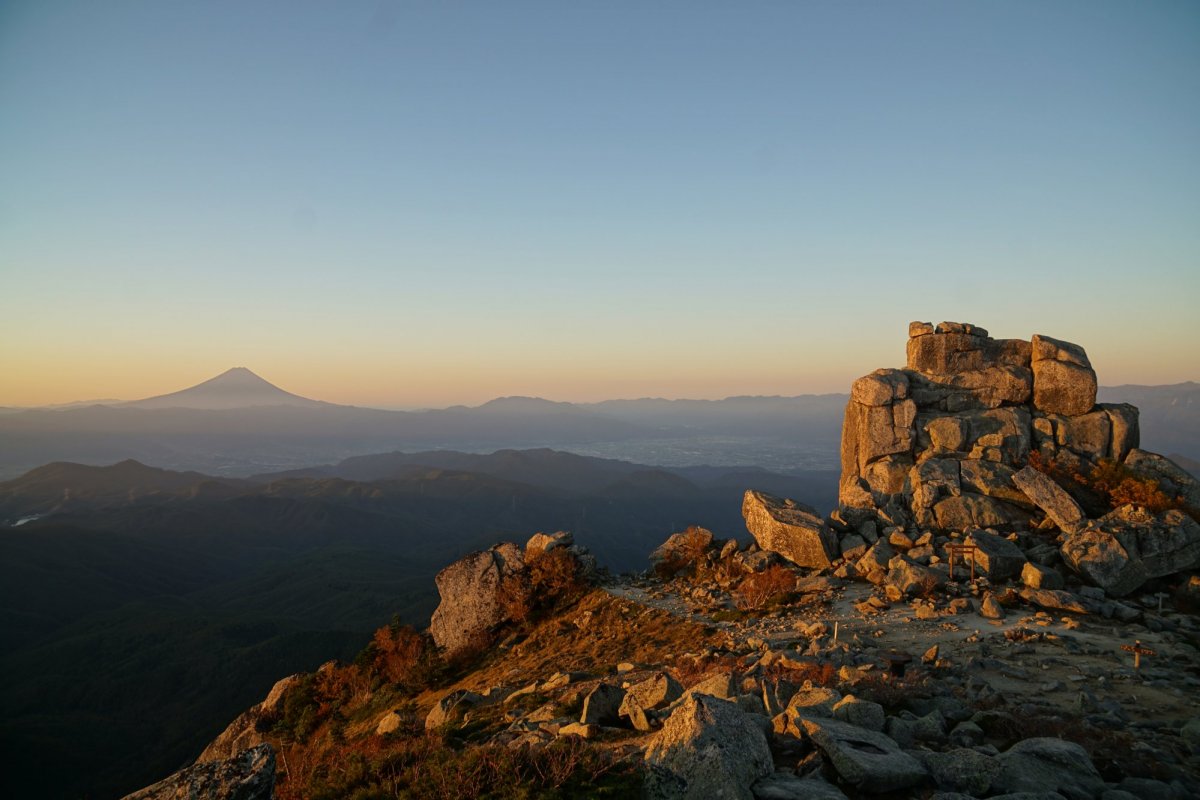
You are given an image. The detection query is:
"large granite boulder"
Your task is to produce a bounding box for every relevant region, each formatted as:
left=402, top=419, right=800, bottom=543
left=1059, top=526, right=1145, bottom=597
left=121, top=744, right=275, bottom=800
left=800, top=715, right=927, bottom=793
left=1030, top=334, right=1097, bottom=417
left=644, top=694, right=774, bottom=800
left=1061, top=505, right=1200, bottom=596
left=993, top=737, right=1104, bottom=800
left=429, top=543, right=524, bottom=653
left=742, top=490, right=838, bottom=568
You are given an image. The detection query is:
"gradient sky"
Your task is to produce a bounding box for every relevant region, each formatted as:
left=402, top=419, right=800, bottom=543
left=2, top=1, right=1197, bottom=408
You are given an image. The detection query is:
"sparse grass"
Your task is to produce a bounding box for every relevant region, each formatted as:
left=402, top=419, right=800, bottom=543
left=279, top=730, right=642, bottom=800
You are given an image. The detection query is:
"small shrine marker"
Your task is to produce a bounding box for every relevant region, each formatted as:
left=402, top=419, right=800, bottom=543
left=946, top=543, right=979, bottom=581
left=1120, top=640, right=1156, bottom=670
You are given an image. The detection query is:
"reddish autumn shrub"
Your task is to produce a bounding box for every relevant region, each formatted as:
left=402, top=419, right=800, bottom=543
left=499, top=547, right=588, bottom=626
left=653, top=526, right=713, bottom=579
left=371, top=624, right=431, bottom=687
left=734, top=564, right=796, bottom=610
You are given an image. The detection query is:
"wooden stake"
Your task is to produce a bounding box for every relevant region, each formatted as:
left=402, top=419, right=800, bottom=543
left=1120, top=640, right=1156, bottom=670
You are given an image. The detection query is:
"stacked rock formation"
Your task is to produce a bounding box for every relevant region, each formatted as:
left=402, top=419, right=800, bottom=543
left=840, top=321, right=1134, bottom=526
left=829, top=321, right=1199, bottom=596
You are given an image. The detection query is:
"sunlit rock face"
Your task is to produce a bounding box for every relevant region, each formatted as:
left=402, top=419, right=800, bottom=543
left=837, top=321, right=1116, bottom=532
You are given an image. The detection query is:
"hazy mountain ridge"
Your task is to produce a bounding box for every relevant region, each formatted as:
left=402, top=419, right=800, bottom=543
left=2, top=370, right=1195, bottom=481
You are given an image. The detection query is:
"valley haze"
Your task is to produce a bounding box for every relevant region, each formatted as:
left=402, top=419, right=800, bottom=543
left=0, top=368, right=1196, bottom=482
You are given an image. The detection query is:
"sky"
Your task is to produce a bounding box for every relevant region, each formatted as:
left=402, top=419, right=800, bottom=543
left=2, top=1, right=1198, bottom=408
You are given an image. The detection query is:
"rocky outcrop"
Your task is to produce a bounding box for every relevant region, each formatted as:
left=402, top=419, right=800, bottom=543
left=643, top=693, right=773, bottom=800
left=196, top=675, right=300, bottom=763
left=830, top=321, right=1200, bottom=598
left=742, top=490, right=838, bottom=568
left=1061, top=505, right=1200, bottom=596
left=429, top=543, right=524, bottom=653
left=121, top=744, right=275, bottom=800
left=839, top=322, right=1121, bottom=533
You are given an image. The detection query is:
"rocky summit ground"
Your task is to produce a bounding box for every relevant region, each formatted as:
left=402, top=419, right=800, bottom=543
left=123, top=322, right=1200, bottom=800
left=124, top=525, right=1200, bottom=800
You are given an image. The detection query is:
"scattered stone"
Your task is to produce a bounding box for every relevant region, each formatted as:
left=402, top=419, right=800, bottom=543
left=787, top=684, right=842, bottom=718
left=886, top=556, right=947, bottom=597
left=426, top=689, right=483, bottom=730
left=1030, top=333, right=1098, bottom=416
left=948, top=720, right=985, bottom=748
left=1021, top=561, right=1065, bottom=590
left=525, top=530, right=573, bottom=556
left=1012, top=466, right=1086, bottom=533
left=685, top=672, right=736, bottom=701
left=651, top=527, right=714, bottom=573
left=831, top=695, right=886, bottom=732
left=375, top=711, right=404, bottom=735
left=581, top=683, right=626, bottom=725
left=1124, top=449, right=1200, bottom=508
left=1181, top=718, right=1200, bottom=753
left=1019, top=588, right=1091, bottom=615
left=557, top=722, right=597, bottom=739
left=197, top=674, right=300, bottom=763
left=620, top=672, right=683, bottom=728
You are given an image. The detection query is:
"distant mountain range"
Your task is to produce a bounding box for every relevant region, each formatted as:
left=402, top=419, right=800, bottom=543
left=0, top=369, right=1195, bottom=480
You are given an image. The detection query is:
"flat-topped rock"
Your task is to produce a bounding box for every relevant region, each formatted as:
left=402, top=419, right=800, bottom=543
left=743, top=489, right=838, bottom=568
left=1031, top=334, right=1097, bottom=416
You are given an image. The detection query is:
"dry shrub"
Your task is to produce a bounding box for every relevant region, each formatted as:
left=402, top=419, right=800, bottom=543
left=1029, top=453, right=1196, bottom=521
left=653, top=526, right=713, bottom=579
left=371, top=624, right=434, bottom=688
left=1086, top=459, right=1195, bottom=518
left=499, top=547, right=588, bottom=627
left=734, top=564, right=796, bottom=610
left=669, top=652, right=743, bottom=687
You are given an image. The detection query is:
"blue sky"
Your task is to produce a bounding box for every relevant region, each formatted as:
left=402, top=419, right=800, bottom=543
left=1, top=1, right=1197, bottom=406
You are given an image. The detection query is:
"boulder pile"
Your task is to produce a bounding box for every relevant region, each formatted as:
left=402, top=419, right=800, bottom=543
left=803, top=321, right=1200, bottom=599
